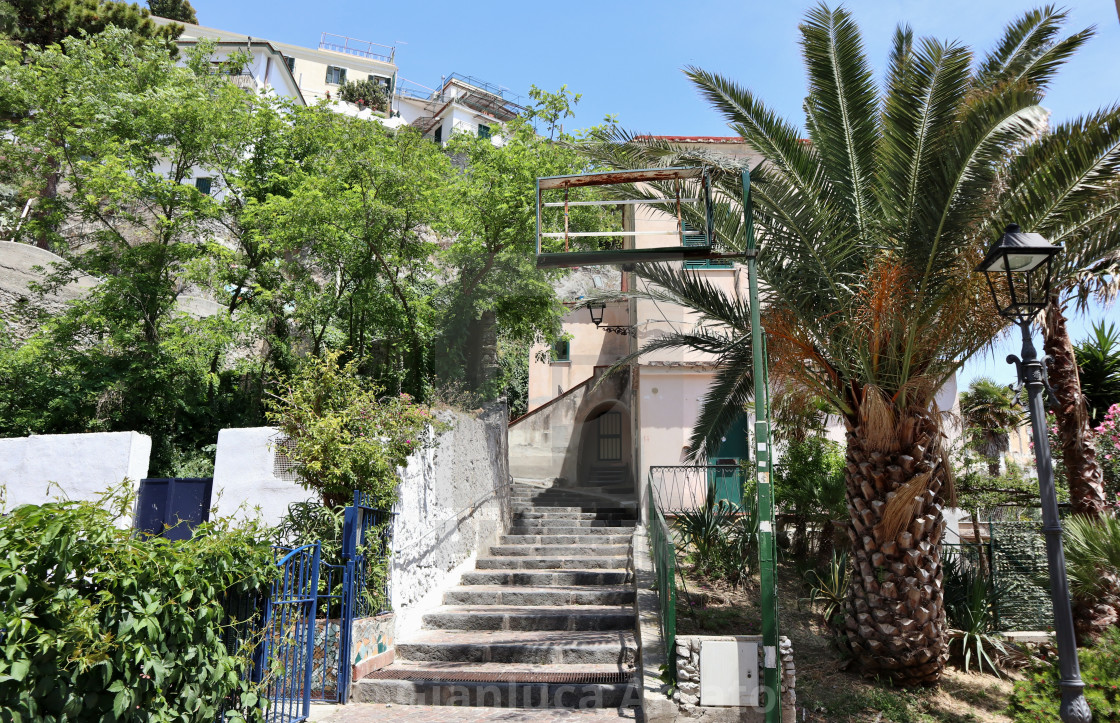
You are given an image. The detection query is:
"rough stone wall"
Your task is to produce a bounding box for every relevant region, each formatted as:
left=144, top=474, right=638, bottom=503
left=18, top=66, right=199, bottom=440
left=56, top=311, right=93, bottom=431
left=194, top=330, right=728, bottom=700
left=390, top=402, right=511, bottom=639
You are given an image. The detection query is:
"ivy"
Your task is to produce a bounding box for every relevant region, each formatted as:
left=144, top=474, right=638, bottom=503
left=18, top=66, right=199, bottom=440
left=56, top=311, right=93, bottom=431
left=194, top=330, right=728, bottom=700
left=0, top=485, right=276, bottom=722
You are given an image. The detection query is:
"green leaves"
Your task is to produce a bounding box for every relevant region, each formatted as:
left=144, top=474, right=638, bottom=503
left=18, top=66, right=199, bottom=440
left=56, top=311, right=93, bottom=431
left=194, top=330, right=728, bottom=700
left=0, top=486, right=275, bottom=721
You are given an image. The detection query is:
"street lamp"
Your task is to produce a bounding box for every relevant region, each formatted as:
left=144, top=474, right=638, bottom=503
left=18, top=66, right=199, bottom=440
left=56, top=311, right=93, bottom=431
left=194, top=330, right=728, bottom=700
left=588, top=302, right=606, bottom=327
left=976, top=224, right=1090, bottom=723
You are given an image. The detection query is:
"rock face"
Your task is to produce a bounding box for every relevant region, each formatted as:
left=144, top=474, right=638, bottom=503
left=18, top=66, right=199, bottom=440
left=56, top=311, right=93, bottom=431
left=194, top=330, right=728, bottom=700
left=0, top=242, right=96, bottom=340
left=351, top=481, right=641, bottom=709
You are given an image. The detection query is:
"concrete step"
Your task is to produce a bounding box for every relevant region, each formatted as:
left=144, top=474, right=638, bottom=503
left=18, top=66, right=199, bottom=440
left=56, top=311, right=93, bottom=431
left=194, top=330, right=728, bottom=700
left=476, top=556, right=627, bottom=570
left=459, top=570, right=631, bottom=587
left=423, top=605, right=632, bottom=631
left=350, top=664, right=639, bottom=708
left=443, top=585, right=635, bottom=606
left=509, top=518, right=636, bottom=529
left=396, top=630, right=638, bottom=665
left=507, top=525, right=634, bottom=537
left=499, top=534, right=632, bottom=546
left=489, top=544, right=628, bottom=558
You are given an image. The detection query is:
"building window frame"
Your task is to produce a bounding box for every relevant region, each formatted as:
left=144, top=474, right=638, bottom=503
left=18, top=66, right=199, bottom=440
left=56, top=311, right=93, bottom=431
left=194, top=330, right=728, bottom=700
left=477, top=123, right=491, bottom=139
left=551, top=339, right=570, bottom=362
left=325, top=65, right=347, bottom=85
left=194, top=177, right=212, bottom=195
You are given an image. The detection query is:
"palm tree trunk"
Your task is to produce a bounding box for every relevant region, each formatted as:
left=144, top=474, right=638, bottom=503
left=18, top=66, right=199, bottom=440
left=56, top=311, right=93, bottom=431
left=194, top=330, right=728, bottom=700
left=842, top=398, right=949, bottom=685
left=1043, top=296, right=1107, bottom=516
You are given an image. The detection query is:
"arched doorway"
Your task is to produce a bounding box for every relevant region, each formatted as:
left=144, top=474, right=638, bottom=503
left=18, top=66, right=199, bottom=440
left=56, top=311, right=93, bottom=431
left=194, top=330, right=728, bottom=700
left=574, top=401, right=633, bottom=494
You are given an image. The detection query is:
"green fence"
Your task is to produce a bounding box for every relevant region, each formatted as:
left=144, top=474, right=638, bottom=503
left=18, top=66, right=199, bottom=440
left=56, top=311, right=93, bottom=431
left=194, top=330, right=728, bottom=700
left=648, top=465, right=743, bottom=515
left=647, top=480, right=677, bottom=684
left=945, top=518, right=1053, bottom=632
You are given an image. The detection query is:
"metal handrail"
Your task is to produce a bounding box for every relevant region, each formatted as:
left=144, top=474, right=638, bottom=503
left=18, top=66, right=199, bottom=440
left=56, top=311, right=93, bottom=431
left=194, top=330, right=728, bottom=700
left=318, top=33, right=395, bottom=64
left=648, top=465, right=744, bottom=514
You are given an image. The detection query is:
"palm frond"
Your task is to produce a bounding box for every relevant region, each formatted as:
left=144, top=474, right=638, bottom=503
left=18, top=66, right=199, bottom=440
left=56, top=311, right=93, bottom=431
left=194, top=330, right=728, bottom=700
left=800, top=3, right=881, bottom=238
left=686, top=344, right=756, bottom=461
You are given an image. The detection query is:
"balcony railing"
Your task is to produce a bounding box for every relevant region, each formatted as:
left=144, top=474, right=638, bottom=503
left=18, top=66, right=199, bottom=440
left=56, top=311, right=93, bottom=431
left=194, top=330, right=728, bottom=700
left=648, top=465, right=745, bottom=514
left=318, top=33, right=395, bottom=64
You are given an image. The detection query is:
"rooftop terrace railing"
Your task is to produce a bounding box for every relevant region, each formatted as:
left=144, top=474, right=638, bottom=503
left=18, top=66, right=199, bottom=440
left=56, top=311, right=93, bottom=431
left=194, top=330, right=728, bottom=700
left=319, top=33, right=396, bottom=64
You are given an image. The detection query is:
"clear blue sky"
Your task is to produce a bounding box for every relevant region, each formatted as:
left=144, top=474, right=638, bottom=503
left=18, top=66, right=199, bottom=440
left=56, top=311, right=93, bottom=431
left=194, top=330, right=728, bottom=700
left=189, top=0, right=1120, bottom=388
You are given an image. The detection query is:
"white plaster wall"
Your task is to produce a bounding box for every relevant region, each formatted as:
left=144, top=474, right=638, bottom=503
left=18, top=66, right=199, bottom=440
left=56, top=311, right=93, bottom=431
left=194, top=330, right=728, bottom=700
left=211, top=426, right=315, bottom=524
left=391, top=404, right=510, bottom=640
left=0, top=431, right=150, bottom=509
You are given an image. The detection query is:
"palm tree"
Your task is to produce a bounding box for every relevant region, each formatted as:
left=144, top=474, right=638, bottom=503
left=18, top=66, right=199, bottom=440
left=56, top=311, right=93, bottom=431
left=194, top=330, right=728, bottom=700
left=1074, top=322, right=1120, bottom=426
left=959, top=378, right=1025, bottom=477
left=583, top=5, right=1120, bottom=685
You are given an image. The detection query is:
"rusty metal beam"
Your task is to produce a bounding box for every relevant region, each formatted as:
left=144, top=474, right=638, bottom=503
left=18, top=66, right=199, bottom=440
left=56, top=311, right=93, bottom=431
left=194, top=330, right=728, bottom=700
left=538, top=166, right=705, bottom=191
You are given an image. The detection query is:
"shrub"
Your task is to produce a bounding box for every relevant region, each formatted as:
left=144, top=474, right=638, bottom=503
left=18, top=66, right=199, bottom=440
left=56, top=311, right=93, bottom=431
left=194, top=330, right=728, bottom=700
left=772, top=436, right=845, bottom=559
left=1007, top=626, right=1120, bottom=722
left=337, top=78, right=388, bottom=112
left=942, top=548, right=1008, bottom=675
left=266, top=350, right=439, bottom=508
left=802, top=550, right=850, bottom=633
left=674, top=482, right=756, bottom=585
left=1062, top=513, right=1120, bottom=637
left=0, top=487, right=275, bottom=721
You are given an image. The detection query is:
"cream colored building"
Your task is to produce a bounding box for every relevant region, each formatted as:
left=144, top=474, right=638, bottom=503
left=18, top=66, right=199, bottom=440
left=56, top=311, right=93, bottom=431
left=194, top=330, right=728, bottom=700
left=157, top=19, right=398, bottom=106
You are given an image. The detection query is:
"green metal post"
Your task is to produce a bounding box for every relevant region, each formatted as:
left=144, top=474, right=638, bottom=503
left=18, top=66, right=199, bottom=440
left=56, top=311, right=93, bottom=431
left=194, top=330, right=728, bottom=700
left=742, top=169, right=781, bottom=722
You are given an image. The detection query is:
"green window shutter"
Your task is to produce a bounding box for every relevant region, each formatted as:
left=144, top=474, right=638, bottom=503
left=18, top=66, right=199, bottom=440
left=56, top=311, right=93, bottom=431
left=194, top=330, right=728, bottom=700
left=194, top=177, right=212, bottom=195
left=477, top=124, right=491, bottom=139
left=339, top=68, right=347, bottom=84
left=551, top=339, right=570, bottom=362
left=285, top=56, right=295, bottom=73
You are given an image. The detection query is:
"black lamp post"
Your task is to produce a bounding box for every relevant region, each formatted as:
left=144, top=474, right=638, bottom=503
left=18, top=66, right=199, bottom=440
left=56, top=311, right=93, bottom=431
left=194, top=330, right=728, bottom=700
left=588, top=302, right=605, bottom=327
left=976, top=223, right=1090, bottom=723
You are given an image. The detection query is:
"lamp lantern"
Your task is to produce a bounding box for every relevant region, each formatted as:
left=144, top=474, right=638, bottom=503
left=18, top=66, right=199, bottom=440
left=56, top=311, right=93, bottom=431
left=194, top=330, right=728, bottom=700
left=975, top=223, right=1061, bottom=321
left=588, top=302, right=606, bottom=327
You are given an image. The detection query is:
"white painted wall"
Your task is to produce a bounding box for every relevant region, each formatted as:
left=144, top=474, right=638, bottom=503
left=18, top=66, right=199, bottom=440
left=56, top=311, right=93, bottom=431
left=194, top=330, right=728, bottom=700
left=211, top=426, right=315, bottom=523
left=0, top=431, right=150, bottom=510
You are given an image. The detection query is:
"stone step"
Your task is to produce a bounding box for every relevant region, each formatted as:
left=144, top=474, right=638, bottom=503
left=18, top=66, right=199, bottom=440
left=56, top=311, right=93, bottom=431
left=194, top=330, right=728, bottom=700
left=513, top=510, right=635, bottom=521
left=460, top=570, right=631, bottom=587
left=476, top=556, right=626, bottom=570
left=443, top=585, right=635, bottom=606
left=350, top=665, right=639, bottom=708
left=489, top=544, right=629, bottom=558
left=499, top=534, right=632, bottom=546
left=396, top=630, right=638, bottom=665
left=509, top=518, right=636, bottom=529
left=423, top=605, right=632, bottom=632
left=507, top=525, right=634, bottom=537
left=511, top=505, right=633, bottom=514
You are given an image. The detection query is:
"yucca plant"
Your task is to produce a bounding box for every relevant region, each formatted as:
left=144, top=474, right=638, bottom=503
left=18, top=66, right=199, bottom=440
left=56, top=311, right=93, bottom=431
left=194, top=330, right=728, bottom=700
left=943, top=549, right=1008, bottom=676
left=674, top=482, right=738, bottom=578
left=802, top=551, right=851, bottom=633
left=582, top=5, right=1120, bottom=684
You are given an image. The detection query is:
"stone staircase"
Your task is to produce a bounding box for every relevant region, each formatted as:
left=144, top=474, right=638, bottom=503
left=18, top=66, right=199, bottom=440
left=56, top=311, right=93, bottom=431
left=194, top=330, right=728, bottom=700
left=351, top=482, right=640, bottom=709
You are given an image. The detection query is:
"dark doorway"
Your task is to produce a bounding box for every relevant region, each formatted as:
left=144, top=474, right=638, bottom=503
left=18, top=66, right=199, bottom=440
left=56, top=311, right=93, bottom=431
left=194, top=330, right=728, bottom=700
left=134, top=477, right=213, bottom=541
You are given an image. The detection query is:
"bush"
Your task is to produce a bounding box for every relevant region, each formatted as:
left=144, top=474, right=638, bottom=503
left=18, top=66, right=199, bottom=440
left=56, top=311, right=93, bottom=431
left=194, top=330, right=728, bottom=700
left=266, top=351, right=439, bottom=508
left=337, top=78, right=387, bottom=111
left=772, top=436, right=845, bottom=559
left=0, top=487, right=275, bottom=722
left=674, top=482, right=757, bottom=586
left=1007, top=626, right=1120, bottom=721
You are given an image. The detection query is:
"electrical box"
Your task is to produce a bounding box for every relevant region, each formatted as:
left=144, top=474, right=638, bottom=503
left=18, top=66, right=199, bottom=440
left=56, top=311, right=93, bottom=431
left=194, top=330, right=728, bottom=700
left=699, top=639, right=759, bottom=707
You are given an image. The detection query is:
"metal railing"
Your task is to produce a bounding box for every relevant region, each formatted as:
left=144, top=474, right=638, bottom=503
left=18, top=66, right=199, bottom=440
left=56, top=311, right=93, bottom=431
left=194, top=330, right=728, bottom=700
left=648, top=465, right=744, bottom=514
left=318, top=33, right=395, bottom=64
left=647, top=481, right=677, bottom=684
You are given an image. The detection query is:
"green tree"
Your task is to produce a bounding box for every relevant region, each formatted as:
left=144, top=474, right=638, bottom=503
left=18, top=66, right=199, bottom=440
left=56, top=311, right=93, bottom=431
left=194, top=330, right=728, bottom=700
left=146, top=0, right=196, bottom=23
left=585, top=5, right=1120, bottom=685
left=1075, top=322, right=1120, bottom=425
left=0, top=0, right=180, bottom=50
left=0, top=31, right=259, bottom=472
left=960, top=378, right=1025, bottom=477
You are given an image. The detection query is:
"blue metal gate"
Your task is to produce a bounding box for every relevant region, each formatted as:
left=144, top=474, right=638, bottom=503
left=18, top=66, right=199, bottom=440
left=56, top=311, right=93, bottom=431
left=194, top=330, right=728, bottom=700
left=260, top=543, right=321, bottom=723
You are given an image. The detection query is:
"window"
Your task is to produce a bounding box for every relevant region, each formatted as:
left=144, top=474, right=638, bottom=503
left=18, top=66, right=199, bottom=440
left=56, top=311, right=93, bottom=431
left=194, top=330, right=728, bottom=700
left=325, top=66, right=346, bottom=85
left=682, top=221, right=731, bottom=268
left=285, top=55, right=295, bottom=73
left=434, top=124, right=443, bottom=144
left=597, top=412, right=623, bottom=461
left=194, top=177, right=212, bottom=195
left=477, top=123, right=491, bottom=139
left=551, top=339, right=570, bottom=362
